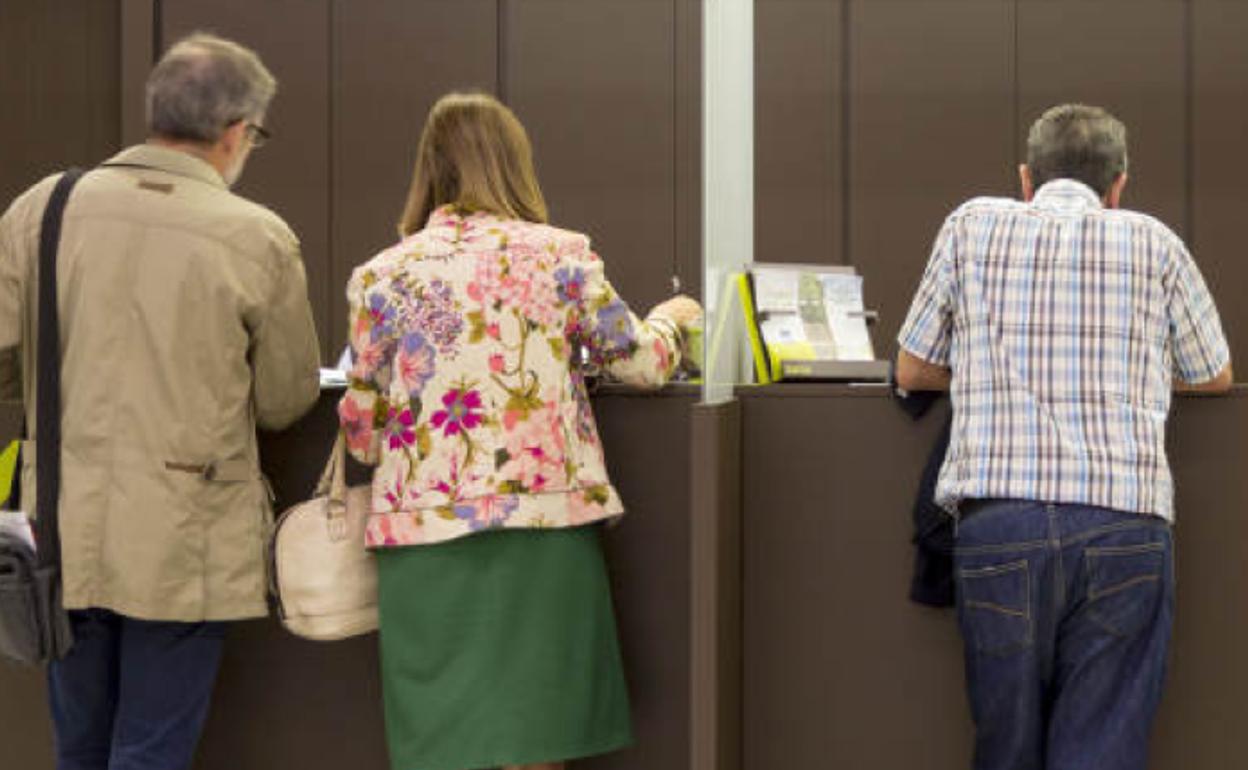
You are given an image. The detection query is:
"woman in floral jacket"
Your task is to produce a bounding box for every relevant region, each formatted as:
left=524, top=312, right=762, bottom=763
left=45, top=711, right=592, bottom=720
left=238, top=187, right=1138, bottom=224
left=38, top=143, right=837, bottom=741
left=338, top=92, right=701, bottom=770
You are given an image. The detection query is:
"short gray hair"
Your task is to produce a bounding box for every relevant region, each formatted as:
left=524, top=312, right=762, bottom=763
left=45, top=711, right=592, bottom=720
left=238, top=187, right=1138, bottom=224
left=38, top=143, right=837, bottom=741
left=1026, top=104, right=1128, bottom=197
left=146, top=33, right=277, bottom=144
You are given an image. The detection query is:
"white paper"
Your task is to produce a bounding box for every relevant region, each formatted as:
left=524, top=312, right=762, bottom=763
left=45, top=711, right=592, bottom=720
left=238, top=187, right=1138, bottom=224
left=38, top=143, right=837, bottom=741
left=752, top=268, right=801, bottom=312
left=319, top=368, right=348, bottom=388
left=745, top=265, right=879, bottom=367
left=0, top=510, right=35, bottom=553
left=758, top=314, right=805, bottom=346
left=821, top=274, right=875, bottom=361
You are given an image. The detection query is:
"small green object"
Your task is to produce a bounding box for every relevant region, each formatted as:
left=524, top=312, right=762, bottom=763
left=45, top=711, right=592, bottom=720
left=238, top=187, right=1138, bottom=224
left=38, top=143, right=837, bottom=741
left=0, top=440, right=18, bottom=508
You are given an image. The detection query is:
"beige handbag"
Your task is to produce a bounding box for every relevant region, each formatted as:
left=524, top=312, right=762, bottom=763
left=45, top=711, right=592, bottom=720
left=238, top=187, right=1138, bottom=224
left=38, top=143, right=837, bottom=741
left=271, top=433, right=377, bottom=640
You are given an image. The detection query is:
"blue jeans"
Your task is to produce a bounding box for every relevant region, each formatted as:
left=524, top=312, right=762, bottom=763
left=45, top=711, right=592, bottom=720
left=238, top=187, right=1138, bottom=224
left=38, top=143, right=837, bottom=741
left=47, top=609, right=226, bottom=770
left=955, top=500, right=1174, bottom=770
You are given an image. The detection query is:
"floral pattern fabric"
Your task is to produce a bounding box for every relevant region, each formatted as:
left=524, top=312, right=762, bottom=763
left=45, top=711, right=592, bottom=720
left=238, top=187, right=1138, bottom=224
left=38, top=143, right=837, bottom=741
left=338, top=206, right=682, bottom=548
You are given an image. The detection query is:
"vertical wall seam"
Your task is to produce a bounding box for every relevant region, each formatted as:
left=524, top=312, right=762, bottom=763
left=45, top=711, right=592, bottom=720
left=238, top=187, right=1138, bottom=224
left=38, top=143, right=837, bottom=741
left=327, top=0, right=336, bottom=360
left=840, top=0, right=851, bottom=266
left=151, top=0, right=162, bottom=62
left=689, top=0, right=703, bottom=297
left=1013, top=0, right=1021, bottom=165
left=1184, top=0, right=1195, bottom=244
left=497, top=0, right=508, bottom=100
left=673, top=0, right=680, bottom=289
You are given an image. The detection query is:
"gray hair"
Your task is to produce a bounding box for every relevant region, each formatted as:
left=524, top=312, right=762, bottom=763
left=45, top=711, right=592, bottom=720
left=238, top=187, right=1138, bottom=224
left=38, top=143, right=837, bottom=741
left=1026, top=104, right=1128, bottom=197
left=146, top=33, right=277, bottom=144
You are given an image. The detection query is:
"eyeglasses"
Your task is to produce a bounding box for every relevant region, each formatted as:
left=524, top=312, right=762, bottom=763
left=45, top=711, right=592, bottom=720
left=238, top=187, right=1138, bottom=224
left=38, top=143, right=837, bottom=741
left=244, top=122, right=271, bottom=149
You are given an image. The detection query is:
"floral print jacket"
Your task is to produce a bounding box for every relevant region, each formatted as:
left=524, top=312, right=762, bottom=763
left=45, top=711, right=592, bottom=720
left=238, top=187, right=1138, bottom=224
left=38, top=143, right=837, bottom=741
left=338, top=206, right=682, bottom=548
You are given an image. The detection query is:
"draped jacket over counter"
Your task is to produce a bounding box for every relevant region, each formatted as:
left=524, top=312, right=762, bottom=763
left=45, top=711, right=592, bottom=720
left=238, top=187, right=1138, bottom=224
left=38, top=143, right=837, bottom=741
left=338, top=206, right=682, bottom=548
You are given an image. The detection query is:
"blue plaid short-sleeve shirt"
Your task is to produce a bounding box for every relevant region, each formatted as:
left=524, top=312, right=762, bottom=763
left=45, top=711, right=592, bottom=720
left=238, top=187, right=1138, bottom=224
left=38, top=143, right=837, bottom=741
left=898, top=179, right=1229, bottom=520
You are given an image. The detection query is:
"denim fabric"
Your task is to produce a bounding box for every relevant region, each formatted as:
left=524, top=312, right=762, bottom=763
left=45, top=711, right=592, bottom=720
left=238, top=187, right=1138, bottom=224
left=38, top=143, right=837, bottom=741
left=955, top=500, right=1174, bottom=770
left=47, top=609, right=226, bottom=770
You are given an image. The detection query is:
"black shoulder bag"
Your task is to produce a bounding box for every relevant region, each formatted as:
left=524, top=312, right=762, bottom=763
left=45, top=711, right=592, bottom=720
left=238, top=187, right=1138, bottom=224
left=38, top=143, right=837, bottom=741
left=0, top=168, right=84, bottom=664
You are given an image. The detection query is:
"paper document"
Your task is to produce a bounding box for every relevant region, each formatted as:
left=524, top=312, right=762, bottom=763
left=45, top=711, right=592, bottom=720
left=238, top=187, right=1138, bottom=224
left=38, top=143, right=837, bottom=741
left=748, top=264, right=876, bottom=365
left=821, top=274, right=874, bottom=361
left=752, top=268, right=801, bottom=313
left=0, top=510, right=35, bottom=552
left=319, top=368, right=348, bottom=388
left=758, top=314, right=805, bottom=347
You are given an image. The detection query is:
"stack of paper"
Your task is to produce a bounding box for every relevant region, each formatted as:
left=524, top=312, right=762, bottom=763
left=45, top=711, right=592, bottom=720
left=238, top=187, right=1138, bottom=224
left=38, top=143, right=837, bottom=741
left=750, top=264, right=875, bottom=369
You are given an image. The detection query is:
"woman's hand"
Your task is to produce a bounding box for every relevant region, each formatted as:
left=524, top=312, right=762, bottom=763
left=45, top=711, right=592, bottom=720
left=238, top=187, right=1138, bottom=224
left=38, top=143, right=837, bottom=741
left=651, top=294, right=703, bottom=328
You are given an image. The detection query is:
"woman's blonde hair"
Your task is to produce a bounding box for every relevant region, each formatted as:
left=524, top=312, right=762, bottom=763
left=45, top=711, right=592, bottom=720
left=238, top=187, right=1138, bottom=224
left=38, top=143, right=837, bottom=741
left=397, top=92, right=548, bottom=236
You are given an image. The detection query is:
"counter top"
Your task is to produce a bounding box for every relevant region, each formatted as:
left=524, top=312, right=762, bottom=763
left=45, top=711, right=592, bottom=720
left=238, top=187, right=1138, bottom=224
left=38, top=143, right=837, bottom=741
left=731, top=382, right=1248, bottom=400
left=0, top=382, right=703, bottom=447
left=1, top=378, right=1239, bottom=441
left=3, top=377, right=1241, bottom=444
left=591, top=381, right=701, bottom=399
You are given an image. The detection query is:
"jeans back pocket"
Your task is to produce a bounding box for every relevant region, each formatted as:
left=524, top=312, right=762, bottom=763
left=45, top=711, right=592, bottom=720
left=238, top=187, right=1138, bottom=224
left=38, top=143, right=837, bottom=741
left=1085, top=540, right=1165, bottom=638
left=958, top=558, right=1032, bottom=656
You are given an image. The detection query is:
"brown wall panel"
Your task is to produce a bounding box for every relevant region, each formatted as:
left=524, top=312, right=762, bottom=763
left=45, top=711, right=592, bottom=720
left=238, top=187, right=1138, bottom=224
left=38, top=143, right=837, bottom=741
left=161, top=1, right=334, bottom=361
left=588, top=388, right=696, bottom=770
left=0, top=427, right=54, bottom=770
left=756, top=0, right=843, bottom=266
left=0, top=0, right=120, bottom=206
left=0, top=386, right=697, bottom=770
left=0, top=664, right=53, bottom=767
left=674, top=0, right=703, bottom=301
left=847, top=0, right=1015, bottom=358
left=1150, top=392, right=1248, bottom=768
left=690, top=400, right=743, bottom=770
left=330, top=0, right=498, bottom=355
left=1192, top=1, right=1248, bottom=371
left=119, top=0, right=155, bottom=147
left=740, top=390, right=971, bottom=770
left=504, top=0, right=677, bottom=316
left=739, top=387, right=1248, bottom=770
left=1017, top=0, right=1187, bottom=233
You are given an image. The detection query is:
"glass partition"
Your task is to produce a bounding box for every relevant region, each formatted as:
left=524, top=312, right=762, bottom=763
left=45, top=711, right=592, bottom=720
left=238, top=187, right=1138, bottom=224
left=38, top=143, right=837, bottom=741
left=701, top=0, right=753, bottom=404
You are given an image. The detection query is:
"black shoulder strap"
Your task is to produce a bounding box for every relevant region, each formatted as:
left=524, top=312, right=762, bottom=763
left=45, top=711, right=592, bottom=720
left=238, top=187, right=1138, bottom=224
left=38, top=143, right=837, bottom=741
left=35, top=168, right=86, bottom=569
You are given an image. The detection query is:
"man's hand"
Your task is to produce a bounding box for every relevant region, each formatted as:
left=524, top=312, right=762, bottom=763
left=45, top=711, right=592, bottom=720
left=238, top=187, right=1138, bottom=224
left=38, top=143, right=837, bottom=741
left=896, top=349, right=951, bottom=392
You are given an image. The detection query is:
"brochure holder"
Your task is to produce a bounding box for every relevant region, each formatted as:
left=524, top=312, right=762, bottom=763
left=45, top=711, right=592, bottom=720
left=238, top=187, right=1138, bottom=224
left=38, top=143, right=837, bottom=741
left=727, top=264, right=890, bottom=384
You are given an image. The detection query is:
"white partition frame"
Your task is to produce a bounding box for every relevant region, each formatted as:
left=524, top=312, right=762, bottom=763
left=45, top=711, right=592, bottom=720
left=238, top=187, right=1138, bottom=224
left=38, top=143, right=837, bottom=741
left=702, top=0, right=754, bottom=404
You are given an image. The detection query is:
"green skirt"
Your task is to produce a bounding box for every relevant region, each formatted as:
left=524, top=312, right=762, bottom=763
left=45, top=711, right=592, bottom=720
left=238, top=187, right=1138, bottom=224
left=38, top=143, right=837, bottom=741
left=376, top=525, right=634, bottom=770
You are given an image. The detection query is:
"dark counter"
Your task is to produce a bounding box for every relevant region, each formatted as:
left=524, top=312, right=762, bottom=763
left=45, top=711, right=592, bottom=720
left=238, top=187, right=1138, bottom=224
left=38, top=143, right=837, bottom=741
left=735, top=383, right=1248, bottom=770
left=0, top=385, right=701, bottom=770
left=4, top=383, right=1246, bottom=770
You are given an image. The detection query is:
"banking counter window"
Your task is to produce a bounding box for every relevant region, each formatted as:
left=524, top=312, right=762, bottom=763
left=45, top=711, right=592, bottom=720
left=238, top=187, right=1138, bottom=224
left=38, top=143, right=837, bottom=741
left=3, top=2, right=1248, bottom=770
left=702, top=1, right=893, bottom=399
left=703, top=3, right=1248, bottom=770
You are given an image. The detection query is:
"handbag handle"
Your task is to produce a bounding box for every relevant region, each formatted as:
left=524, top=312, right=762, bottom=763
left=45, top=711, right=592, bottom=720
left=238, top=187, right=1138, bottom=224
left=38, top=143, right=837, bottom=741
left=313, top=433, right=351, bottom=541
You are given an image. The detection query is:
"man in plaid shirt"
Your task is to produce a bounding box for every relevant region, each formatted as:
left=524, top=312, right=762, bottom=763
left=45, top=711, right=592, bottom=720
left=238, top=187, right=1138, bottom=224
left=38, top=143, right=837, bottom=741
left=897, top=104, right=1231, bottom=770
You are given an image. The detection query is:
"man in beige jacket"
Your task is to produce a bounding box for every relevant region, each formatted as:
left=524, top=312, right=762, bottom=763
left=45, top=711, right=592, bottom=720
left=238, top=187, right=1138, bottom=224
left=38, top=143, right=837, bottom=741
left=0, top=33, right=320, bottom=769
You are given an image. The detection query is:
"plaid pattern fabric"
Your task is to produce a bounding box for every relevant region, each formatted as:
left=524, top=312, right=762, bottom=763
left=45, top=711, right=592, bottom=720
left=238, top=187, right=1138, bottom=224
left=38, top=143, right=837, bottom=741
left=899, top=180, right=1229, bottom=520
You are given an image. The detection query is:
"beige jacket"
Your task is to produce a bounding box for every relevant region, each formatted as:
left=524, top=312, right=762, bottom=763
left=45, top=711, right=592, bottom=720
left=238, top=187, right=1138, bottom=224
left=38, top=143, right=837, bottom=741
left=0, top=145, right=321, bottom=621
